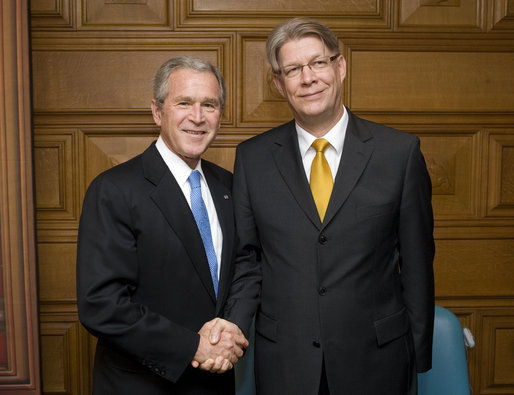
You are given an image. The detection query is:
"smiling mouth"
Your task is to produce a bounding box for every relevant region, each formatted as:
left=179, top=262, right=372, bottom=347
left=185, top=130, right=206, bottom=135
left=301, top=91, right=323, bottom=98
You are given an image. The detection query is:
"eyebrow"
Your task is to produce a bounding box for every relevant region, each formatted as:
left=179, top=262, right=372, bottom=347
left=173, top=96, right=220, bottom=105
left=282, top=53, right=328, bottom=67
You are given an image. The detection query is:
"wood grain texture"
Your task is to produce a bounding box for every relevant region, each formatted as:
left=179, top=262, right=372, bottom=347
left=0, top=0, right=41, bottom=391
left=348, top=51, right=514, bottom=112
left=28, top=0, right=514, bottom=393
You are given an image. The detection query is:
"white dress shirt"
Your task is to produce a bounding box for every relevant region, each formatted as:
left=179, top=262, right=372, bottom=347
left=296, top=107, right=349, bottom=182
left=156, top=137, right=222, bottom=279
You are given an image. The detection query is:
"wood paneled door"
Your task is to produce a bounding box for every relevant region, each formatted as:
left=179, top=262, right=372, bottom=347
left=29, top=1, right=514, bottom=394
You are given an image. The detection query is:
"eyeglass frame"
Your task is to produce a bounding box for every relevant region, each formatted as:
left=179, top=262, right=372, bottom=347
left=276, top=54, right=341, bottom=79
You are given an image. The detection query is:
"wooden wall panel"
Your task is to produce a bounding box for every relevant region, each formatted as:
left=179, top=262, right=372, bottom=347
left=38, top=243, right=77, bottom=302
left=30, top=0, right=514, bottom=394
left=30, top=0, right=74, bottom=30
left=176, top=0, right=391, bottom=29
left=348, top=51, right=514, bottom=112
left=240, top=38, right=291, bottom=126
left=398, top=0, right=484, bottom=30
left=489, top=0, right=514, bottom=31
left=31, top=35, right=234, bottom=123
left=34, top=129, right=81, bottom=245
left=480, top=310, right=514, bottom=394
left=487, top=131, right=514, bottom=217
left=83, top=133, right=157, bottom=185
left=419, top=131, right=479, bottom=219
left=40, top=314, right=88, bottom=395
left=434, top=239, right=514, bottom=298
left=81, top=0, right=171, bottom=29
left=189, top=0, right=382, bottom=13
left=34, top=131, right=78, bottom=221
left=493, top=328, right=514, bottom=384
left=203, top=145, right=237, bottom=173
left=33, top=51, right=206, bottom=111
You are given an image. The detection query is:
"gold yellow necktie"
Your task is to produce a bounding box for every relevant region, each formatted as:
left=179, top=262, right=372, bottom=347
left=310, top=138, right=333, bottom=222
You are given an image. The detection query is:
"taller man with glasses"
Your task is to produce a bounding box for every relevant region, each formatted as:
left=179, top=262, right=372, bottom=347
left=212, top=17, right=435, bottom=394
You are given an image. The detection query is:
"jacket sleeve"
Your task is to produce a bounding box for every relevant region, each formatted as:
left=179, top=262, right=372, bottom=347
left=398, top=137, right=435, bottom=373
left=222, top=146, right=262, bottom=337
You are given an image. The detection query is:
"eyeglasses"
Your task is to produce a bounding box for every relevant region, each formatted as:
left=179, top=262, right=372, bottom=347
left=278, top=54, right=340, bottom=79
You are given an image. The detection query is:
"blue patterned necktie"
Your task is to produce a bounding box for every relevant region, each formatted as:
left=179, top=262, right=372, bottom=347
left=188, top=170, right=219, bottom=297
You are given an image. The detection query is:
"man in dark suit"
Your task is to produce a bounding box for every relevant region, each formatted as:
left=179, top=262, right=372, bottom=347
left=212, top=17, right=435, bottom=394
left=76, top=56, right=248, bottom=394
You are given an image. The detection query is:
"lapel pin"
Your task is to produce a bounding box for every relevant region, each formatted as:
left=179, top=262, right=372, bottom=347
left=224, top=194, right=230, bottom=200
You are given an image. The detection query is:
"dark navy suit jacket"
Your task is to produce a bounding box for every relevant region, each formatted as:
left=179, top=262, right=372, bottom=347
left=77, top=142, right=236, bottom=394
left=225, top=108, right=435, bottom=394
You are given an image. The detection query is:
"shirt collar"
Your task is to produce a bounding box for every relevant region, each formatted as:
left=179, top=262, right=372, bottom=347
left=155, top=136, right=204, bottom=188
left=296, top=106, right=348, bottom=158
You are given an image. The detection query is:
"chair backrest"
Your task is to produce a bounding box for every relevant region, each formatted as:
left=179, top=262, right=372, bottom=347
left=417, top=305, right=471, bottom=395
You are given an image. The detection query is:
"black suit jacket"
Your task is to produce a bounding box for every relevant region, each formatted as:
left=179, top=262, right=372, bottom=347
left=224, top=108, right=435, bottom=394
left=77, top=142, right=236, bottom=394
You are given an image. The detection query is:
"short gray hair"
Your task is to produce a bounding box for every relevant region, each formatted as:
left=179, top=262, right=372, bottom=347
left=266, top=17, right=340, bottom=74
left=152, top=56, right=226, bottom=111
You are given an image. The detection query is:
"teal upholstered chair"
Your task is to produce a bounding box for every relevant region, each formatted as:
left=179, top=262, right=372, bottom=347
left=417, top=305, right=473, bottom=395
left=235, top=320, right=256, bottom=395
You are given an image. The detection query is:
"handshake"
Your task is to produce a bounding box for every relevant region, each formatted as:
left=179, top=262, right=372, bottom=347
left=191, top=318, right=249, bottom=373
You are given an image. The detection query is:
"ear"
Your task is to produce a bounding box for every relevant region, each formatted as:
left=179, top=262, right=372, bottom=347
left=337, top=55, right=347, bottom=82
left=272, top=73, right=286, bottom=98
left=217, top=111, right=222, bottom=130
left=151, top=99, right=162, bottom=127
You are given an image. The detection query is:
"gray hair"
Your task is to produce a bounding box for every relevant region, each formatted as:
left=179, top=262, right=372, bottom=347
left=152, top=56, right=226, bottom=111
left=266, top=17, right=340, bottom=74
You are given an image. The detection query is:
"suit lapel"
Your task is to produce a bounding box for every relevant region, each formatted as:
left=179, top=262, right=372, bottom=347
left=323, top=109, right=374, bottom=226
left=143, top=144, right=217, bottom=303
left=202, top=162, right=234, bottom=314
left=272, top=121, right=321, bottom=228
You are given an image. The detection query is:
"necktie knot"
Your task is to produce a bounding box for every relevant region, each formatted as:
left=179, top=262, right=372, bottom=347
left=312, top=138, right=330, bottom=153
left=188, top=170, right=201, bottom=189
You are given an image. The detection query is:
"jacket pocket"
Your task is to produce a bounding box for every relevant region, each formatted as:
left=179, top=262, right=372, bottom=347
left=357, top=202, right=396, bottom=219
left=374, top=307, right=409, bottom=346
left=255, top=311, right=278, bottom=343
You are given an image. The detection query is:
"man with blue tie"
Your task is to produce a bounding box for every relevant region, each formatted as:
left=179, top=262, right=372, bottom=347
left=76, top=56, right=248, bottom=394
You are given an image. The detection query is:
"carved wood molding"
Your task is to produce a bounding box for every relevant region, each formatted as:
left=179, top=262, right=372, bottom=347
left=175, top=0, right=391, bottom=30
left=0, top=0, right=41, bottom=392
left=489, top=0, right=514, bottom=31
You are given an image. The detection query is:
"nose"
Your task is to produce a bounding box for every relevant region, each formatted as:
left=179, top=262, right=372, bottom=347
left=300, top=64, right=317, bottom=84
left=189, top=103, right=204, bottom=123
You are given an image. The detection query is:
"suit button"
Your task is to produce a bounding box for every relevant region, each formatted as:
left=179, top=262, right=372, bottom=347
left=319, top=287, right=327, bottom=295
left=312, top=340, right=321, bottom=348
left=319, top=234, right=327, bottom=244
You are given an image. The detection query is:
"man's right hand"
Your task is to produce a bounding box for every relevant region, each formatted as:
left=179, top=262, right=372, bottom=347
left=191, top=318, right=248, bottom=373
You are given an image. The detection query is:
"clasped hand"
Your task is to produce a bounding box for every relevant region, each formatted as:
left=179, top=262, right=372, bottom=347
left=191, top=318, right=248, bottom=373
